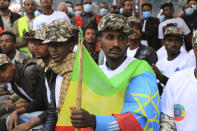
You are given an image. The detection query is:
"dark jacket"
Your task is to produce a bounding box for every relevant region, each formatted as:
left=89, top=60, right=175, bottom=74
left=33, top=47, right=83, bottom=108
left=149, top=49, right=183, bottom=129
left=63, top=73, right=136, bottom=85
left=11, top=62, right=47, bottom=121
left=0, top=10, right=21, bottom=30
left=182, top=11, right=197, bottom=34
left=75, top=12, right=94, bottom=28
left=141, top=17, right=160, bottom=50
left=134, top=44, right=158, bottom=65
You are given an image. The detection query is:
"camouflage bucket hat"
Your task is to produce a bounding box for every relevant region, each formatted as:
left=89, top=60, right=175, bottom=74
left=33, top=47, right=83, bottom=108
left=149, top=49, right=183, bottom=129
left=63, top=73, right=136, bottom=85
left=127, top=16, right=141, bottom=25
left=98, top=14, right=129, bottom=33
left=0, top=54, right=11, bottom=66
left=42, top=19, right=76, bottom=44
left=24, top=29, right=46, bottom=41
left=164, top=26, right=184, bottom=38
left=192, top=30, right=197, bottom=47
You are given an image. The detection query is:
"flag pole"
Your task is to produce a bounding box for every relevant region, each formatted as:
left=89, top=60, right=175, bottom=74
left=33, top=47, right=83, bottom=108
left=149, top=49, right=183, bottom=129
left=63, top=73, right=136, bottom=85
left=75, top=27, right=83, bottom=131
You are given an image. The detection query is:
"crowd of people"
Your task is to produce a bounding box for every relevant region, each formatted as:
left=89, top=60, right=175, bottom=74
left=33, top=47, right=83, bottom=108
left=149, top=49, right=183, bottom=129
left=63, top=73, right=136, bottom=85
left=0, top=0, right=197, bottom=130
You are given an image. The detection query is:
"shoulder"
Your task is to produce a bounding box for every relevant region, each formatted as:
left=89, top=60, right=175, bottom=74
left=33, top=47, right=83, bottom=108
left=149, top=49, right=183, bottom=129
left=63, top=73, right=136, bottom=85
left=23, top=62, right=43, bottom=78
left=10, top=11, right=21, bottom=18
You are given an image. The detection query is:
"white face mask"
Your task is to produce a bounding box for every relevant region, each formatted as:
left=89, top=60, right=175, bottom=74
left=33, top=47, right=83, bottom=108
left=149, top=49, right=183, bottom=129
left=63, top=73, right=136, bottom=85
left=100, top=8, right=108, bottom=16
left=83, top=4, right=92, bottom=13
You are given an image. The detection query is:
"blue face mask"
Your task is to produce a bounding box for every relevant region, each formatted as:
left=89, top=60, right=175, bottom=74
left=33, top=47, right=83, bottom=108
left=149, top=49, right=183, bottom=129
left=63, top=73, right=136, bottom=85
left=100, top=8, right=108, bottom=16
left=119, top=8, right=123, bottom=14
left=75, top=11, right=81, bottom=16
left=83, top=4, right=92, bottom=13
left=159, top=15, right=165, bottom=22
left=185, top=7, right=194, bottom=15
left=192, top=4, right=197, bottom=10
left=142, top=11, right=151, bottom=19
left=67, top=7, right=73, bottom=14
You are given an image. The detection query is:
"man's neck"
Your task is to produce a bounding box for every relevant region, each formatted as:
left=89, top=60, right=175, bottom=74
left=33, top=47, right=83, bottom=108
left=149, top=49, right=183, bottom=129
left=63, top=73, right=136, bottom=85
left=42, top=7, right=53, bottom=15
left=167, top=52, right=180, bottom=61
left=129, top=40, right=140, bottom=50
left=7, top=50, right=16, bottom=60
left=106, top=56, right=127, bottom=70
left=26, top=13, right=35, bottom=20
left=43, top=57, right=50, bottom=67
left=0, top=9, right=9, bottom=16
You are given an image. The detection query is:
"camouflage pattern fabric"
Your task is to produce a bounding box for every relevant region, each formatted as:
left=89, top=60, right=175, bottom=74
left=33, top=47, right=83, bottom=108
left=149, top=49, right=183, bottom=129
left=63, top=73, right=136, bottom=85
left=24, top=29, right=46, bottom=41
left=192, top=30, right=197, bottom=47
left=98, top=14, right=131, bottom=33
left=127, top=16, right=141, bottom=25
left=0, top=54, right=11, bottom=66
left=43, top=19, right=77, bottom=44
left=163, top=26, right=184, bottom=38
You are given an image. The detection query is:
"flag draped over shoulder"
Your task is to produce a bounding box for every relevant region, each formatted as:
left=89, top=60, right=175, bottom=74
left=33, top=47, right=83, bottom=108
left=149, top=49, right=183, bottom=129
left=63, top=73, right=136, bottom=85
left=55, top=45, right=159, bottom=131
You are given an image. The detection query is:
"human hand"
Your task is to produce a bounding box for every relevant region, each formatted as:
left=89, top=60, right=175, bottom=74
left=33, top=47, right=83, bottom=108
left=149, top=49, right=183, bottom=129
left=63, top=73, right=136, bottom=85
left=12, top=122, right=31, bottom=131
left=70, top=107, right=96, bottom=128
left=8, top=111, right=18, bottom=131
left=15, top=102, right=28, bottom=109
left=1, top=100, right=13, bottom=108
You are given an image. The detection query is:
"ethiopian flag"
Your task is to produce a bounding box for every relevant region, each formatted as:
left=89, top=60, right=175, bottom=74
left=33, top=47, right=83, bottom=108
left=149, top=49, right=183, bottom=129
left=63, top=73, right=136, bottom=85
left=56, top=46, right=160, bottom=131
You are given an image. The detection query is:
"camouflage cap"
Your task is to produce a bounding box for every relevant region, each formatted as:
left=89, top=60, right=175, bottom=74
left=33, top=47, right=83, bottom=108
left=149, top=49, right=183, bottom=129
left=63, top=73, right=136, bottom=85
left=127, top=16, right=141, bottom=25
left=24, top=29, right=46, bottom=41
left=0, top=54, right=11, bottom=66
left=164, top=26, right=184, bottom=38
left=42, top=19, right=77, bottom=44
left=98, top=14, right=129, bottom=33
left=192, top=30, right=197, bottom=47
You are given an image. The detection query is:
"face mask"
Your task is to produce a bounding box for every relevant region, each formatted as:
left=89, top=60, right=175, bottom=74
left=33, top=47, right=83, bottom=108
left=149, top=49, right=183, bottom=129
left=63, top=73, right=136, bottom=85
left=83, top=4, right=92, bottom=13
left=142, top=11, right=151, bottom=19
left=75, top=11, right=81, bottom=16
left=119, top=8, right=123, bottom=14
left=185, top=7, right=194, bottom=15
left=192, top=4, right=197, bottom=10
left=67, top=7, right=73, bottom=14
left=159, top=15, right=165, bottom=22
left=100, top=8, right=108, bottom=16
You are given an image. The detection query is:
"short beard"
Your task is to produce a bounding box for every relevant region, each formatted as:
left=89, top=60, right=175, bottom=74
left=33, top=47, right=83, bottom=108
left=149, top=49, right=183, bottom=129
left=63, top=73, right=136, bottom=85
left=0, top=7, right=8, bottom=11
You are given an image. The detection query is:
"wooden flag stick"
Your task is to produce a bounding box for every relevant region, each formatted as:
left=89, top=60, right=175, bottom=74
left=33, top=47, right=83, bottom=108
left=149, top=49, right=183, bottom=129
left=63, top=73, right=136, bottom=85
left=75, top=33, right=84, bottom=131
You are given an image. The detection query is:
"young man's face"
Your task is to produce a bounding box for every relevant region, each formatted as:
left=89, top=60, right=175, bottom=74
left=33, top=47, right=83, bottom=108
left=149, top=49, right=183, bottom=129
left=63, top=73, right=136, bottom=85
left=0, top=63, right=15, bottom=83
left=48, top=42, right=74, bottom=63
left=0, top=35, right=16, bottom=55
left=34, top=40, right=50, bottom=59
left=164, top=35, right=183, bottom=56
left=123, top=1, right=133, bottom=16
left=100, top=31, right=128, bottom=60
left=128, top=24, right=141, bottom=41
left=163, top=6, right=174, bottom=18
left=142, top=5, right=151, bottom=12
left=40, top=0, right=53, bottom=8
left=83, top=0, right=92, bottom=5
left=100, top=3, right=108, bottom=9
left=28, top=40, right=36, bottom=56
left=24, top=0, right=37, bottom=14
left=0, top=0, right=9, bottom=10
left=189, top=0, right=197, bottom=6
left=84, top=28, right=96, bottom=44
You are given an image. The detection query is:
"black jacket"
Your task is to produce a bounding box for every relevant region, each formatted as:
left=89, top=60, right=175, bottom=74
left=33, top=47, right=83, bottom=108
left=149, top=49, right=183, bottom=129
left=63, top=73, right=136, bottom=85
left=134, top=44, right=158, bottom=65
left=0, top=10, right=21, bottom=30
left=11, top=62, right=48, bottom=122
left=141, top=17, right=160, bottom=50
left=182, top=11, right=197, bottom=34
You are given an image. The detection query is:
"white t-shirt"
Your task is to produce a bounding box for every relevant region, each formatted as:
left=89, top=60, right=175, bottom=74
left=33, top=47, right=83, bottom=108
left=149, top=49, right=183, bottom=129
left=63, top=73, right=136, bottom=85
left=126, top=47, right=139, bottom=58
left=156, top=51, right=191, bottom=78
left=187, top=49, right=196, bottom=67
left=158, top=18, right=190, bottom=39
left=161, top=67, right=197, bottom=131
left=157, top=46, right=187, bottom=60
left=55, top=75, right=63, bottom=108
left=33, top=11, right=71, bottom=30
left=100, top=57, right=135, bottom=78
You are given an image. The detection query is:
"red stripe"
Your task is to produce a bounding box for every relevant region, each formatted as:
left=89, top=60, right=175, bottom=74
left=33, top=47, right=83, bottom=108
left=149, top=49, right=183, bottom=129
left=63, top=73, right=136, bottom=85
left=55, top=126, right=93, bottom=131
left=113, top=113, right=143, bottom=131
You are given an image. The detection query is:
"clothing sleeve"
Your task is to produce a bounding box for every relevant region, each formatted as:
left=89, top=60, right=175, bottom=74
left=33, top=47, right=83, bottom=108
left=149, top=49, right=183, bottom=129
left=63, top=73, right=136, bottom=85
left=63, top=13, right=71, bottom=25
left=95, top=72, right=161, bottom=131
left=8, top=93, right=21, bottom=103
left=158, top=23, right=163, bottom=39
left=179, top=18, right=191, bottom=35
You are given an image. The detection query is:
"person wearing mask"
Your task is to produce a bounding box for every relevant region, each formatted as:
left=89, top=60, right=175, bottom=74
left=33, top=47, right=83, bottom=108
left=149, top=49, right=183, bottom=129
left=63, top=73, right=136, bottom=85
left=109, top=5, right=119, bottom=14
left=127, top=16, right=158, bottom=65
left=160, top=30, right=197, bottom=131
left=0, top=0, right=21, bottom=32
left=74, top=3, right=82, bottom=16
left=182, top=3, right=197, bottom=34
left=99, top=2, right=108, bottom=17
left=75, top=0, right=99, bottom=28
left=158, top=2, right=192, bottom=51
left=12, top=0, right=37, bottom=57
left=141, top=3, right=160, bottom=50
left=65, top=1, right=75, bottom=25
left=33, top=0, right=70, bottom=30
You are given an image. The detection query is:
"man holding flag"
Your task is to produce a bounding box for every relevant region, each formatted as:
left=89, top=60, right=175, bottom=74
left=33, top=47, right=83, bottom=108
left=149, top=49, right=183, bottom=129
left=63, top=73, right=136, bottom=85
left=56, top=14, right=160, bottom=131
